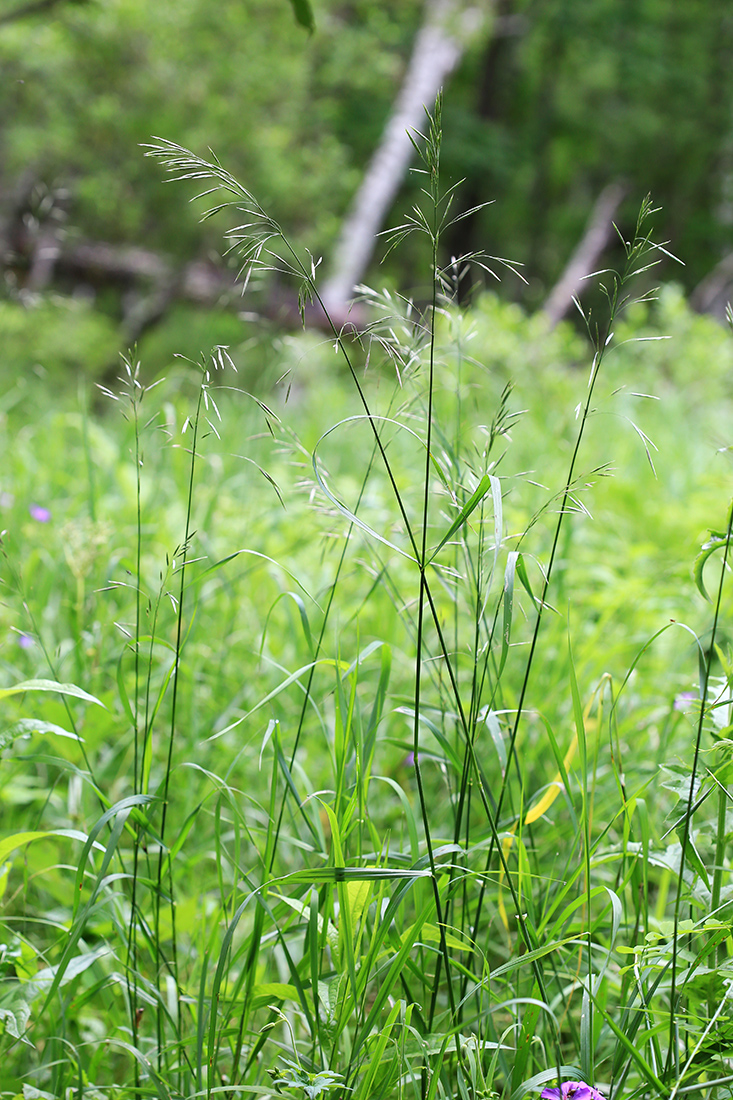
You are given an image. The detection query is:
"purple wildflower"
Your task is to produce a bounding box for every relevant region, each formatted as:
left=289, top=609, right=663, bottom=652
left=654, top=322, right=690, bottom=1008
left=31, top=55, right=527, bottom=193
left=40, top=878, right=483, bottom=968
left=674, top=691, right=698, bottom=712
left=540, top=1083, right=606, bottom=1100
left=29, top=504, right=51, bottom=523
left=17, top=633, right=34, bottom=649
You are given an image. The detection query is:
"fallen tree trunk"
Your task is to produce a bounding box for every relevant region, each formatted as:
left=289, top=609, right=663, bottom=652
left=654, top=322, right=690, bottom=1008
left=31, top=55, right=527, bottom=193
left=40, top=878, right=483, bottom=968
left=17, top=236, right=366, bottom=337
left=56, top=239, right=170, bottom=284
left=52, top=240, right=236, bottom=341
left=542, top=180, right=627, bottom=329
left=0, top=0, right=90, bottom=26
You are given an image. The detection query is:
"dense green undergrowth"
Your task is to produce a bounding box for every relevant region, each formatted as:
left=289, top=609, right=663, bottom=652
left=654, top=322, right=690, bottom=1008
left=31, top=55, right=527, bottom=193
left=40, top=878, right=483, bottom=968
left=2, top=108, right=733, bottom=1100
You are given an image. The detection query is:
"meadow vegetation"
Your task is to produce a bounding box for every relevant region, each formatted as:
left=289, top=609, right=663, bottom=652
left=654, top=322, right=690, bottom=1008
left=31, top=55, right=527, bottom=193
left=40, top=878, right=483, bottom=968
left=2, top=102, right=733, bottom=1100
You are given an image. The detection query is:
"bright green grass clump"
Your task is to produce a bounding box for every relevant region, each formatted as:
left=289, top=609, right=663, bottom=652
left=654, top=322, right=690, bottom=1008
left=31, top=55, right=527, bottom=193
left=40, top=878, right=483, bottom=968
left=2, top=100, right=733, bottom=1100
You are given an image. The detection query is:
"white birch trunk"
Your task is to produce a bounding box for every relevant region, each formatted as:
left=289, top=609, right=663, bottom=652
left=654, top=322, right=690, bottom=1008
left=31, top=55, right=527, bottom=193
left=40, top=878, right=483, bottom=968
left=321, top=0, right=488, bottom=318
left=542, top=181, right=627, bottom=329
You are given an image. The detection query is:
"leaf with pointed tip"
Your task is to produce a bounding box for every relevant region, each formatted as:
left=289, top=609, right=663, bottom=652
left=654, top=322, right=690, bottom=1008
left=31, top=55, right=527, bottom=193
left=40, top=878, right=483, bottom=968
left=0, top=679, right=104, bottom=706
left=0, top=829, right=90, bottom=864
left=694, top=526, right=732, bottom=602
left=428, top=474, right=494, bottom=562
left=289, top=0, right=315, bottom=32
left=0, top=720, right=83, bottom=749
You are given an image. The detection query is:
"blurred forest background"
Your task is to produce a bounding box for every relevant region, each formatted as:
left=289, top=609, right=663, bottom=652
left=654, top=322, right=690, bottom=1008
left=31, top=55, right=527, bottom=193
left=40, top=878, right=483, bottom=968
left=2, top=0, right=733, bottom=385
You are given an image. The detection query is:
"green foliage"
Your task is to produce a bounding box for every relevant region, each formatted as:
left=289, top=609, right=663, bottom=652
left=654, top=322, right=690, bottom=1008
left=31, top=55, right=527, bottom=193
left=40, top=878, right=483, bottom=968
left=0, top=0, right=422, bottom=265
left=3, top=114, right=733, bottom=1100
left=288, top=0, right=316, bottom=33
left=136, top=303, right=251, bottom=376
left=0, top=296, right=118, bottom=389
left=270, top=1058, right=346, bottom=1099
left=442, top=0, right=733, bottom=296
left=2, top=0, right=729, bottom=309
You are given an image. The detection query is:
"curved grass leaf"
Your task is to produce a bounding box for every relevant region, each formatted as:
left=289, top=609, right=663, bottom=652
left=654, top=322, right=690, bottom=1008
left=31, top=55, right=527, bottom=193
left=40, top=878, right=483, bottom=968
left=0, top=678, right=105, bottom=706
left=0, top=828, right=90, bottom=864
left=509, top=1066, right=584, bottom=1100
left=694, top=528, right=732, bottom=603
left=428, top=473, right=494, bottom=563
left=0, top=719, right=83, bottom=747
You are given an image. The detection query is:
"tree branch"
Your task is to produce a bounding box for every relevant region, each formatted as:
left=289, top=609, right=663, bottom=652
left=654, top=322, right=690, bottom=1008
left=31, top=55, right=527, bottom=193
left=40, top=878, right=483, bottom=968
left=5, top=235, right=365, bottom=335
left=690, top=253, right=733, bottom=320
left=542, top=180, right=627, bottom=329
left=0, top=0, right=88, bottom=26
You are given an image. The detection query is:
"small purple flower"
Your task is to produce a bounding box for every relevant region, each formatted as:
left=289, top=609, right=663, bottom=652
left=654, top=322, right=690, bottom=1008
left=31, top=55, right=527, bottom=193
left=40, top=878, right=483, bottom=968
left=674, top=691, right=698, bottom=712
left=17, top=633, right=34, bottom=649
left=29, top=504, right=51, bottom=523
left=541, top=1084, right=606, bottom=1100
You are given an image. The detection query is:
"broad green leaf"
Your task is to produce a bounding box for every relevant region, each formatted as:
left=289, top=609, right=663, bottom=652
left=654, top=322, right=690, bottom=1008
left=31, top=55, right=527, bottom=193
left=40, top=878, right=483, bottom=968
left=483, top=708, right=506, bottom=777
left=0, top=997, right=31, bottom=1042
left=28, top=946, right=109, bottom=1001
left=288, top=0, right=315, bottom=32
left=251, top=982, right=300, bottom=1008
left=261, top=590, right=314, bottom=659
left=0, top=829, right=89, bottom=864
left=515, top=553, right=538, bottom=604
left=499, top=551, right=519, bottom=676
left=0, top=719, right=83, bottom=749
left=491, top=935, right=577, bottom=979
left=511, top=986, right=543, bottom=1093
left=0, top=679, right=104, bottom=706
left=346, top=878, right=372, bottom=928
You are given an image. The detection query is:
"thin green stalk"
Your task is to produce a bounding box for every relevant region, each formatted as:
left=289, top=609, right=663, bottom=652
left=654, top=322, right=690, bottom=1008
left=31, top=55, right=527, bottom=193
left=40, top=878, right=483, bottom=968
left=144, top=118, right=658, bottom=1097
left=666, top=498, right=733, bottom=1079
left=408, top=93, right=457, bottom=1029
left=464, top=198, right=666, bottom=1012
left=79, top=377, right=97, bottom=523
left=711, top=764, right=728, bottom=977
left=126, top=356, right=144, bottom=1088
left=153, top=367, right=208, bottom=1085
left=229, top=437, right=386, bottom=1090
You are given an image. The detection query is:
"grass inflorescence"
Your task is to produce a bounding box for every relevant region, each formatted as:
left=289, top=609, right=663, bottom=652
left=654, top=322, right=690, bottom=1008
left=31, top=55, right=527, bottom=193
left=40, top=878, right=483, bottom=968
left=1, top=95, right=733, bottom=1100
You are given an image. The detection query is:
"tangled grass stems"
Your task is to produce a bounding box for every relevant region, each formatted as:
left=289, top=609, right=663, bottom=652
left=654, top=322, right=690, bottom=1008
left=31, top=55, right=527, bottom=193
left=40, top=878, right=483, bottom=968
left=147, top=97, right=559, bottom=1086
left=145, top=98, right=709, bottom=1099
left=3, top=93, right=733, bottom=1100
